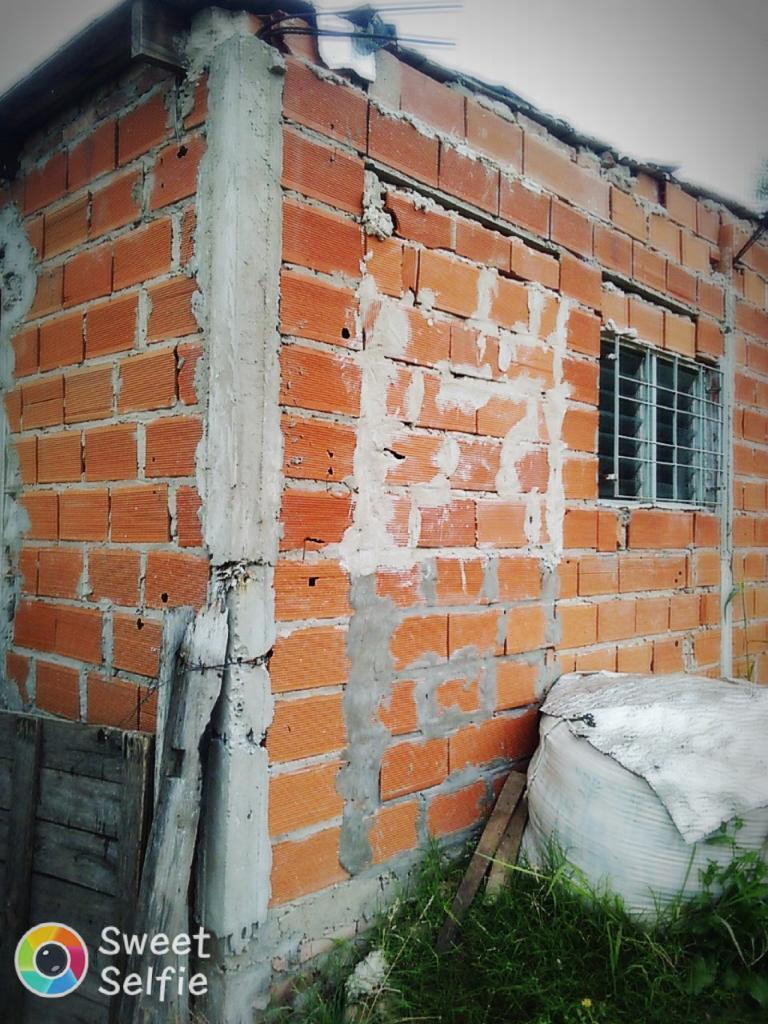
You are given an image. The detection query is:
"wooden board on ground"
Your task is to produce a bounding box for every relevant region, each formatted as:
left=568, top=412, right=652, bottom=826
left=436, top=770, right=526, bottom=953
left=486, top=795, right=528, bottom=896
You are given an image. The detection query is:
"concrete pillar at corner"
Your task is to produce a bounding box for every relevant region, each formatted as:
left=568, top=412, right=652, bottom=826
left=191, top=22, right=285, bottom=1021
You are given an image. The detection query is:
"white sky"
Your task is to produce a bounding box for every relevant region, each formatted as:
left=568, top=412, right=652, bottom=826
left=0, top=0, right=766, bottom=207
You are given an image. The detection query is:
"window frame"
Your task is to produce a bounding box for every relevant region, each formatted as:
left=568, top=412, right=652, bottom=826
left=597, top=333, right=723, bottom=510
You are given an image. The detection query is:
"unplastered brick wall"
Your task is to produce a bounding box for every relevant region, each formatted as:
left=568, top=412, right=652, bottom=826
left=2, top=63, right=210, bottom=728
left=265, top=37, right=767, bottom=940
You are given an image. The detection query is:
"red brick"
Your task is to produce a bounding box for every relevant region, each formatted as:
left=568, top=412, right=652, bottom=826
left=12, top=326, right=38, bottom=378
left=19, top=547, right=40, bottom=595
left=563, top=509, right=598, bottom=549
left=578, top=555, right=618, bottom=597
left=282, top=128, right=364, bottom=215
left=28, top=266, right=64, bottom=319
left=381, top=737, right=448, bottom=800
left=283, top=199, right=362, bottom=278
left=145, top=550, right=209, bottom=609
left=14, top=437, right=37, bottom=484
left=59, top=489, right=109, bottom=541
left=397, top=61, right=464, bottom=135
left=563, top=407, right=597, bottom=452
left=666, top=262, right=697, bottom=305
left=629, top=510, right=693, bottom=549
left=665, top=183, right=697, bottom=230
left=669, top=594, right=699, bottom=632
left=369, top=800, right=419, bottom=863
left=268, top=692, right=346, bottom=763
left=270, top=826, right=347, bottom=906
left=386, top=191, right=454, bottom=250
left=653, top=637, right=684, bottom=673
left=524, top=134, right=609, bottom=218
left=466, top=100, right=522, bottom=169
left=594, top=224, right=632, bottom=275
left=280, top=345, right=361, bottom=417
left=63, top=244, right=112, bottom=307
left=22, top=375, right=64, bottom=430
left=497, top=557, right=541, bottom=602
left=418, top=500, right=475, bottom=548
left=696, top=317, right=724, bottom=359
left=91, top=169, right=141, bottom=237
left=664, top=312, right=696, bottom=357
left=150, top=135, right=204, bottom=209
left=271, top=625, right=349, bottom=694
left=681, top=231, right=711, bottom=274
left=496, top=662, right=538, bottom=711
left=499, top=177, right=550, bottom=236
left=145, top=416, right=202, bottom=478
left=560, top=253, right=601, bottom=310
left=283, top=59, right=368, bottom=150
left=368, top=107, right=440, bottom=187
left=113, top=219, right=172, bottom=289
left=698, top=279, right=724, bottom=319
left=119, top=349, right=176, bottom=412
left=476, top=500, right=527, bottom=548
left=632, top=243, right=667, bottom=293
left=270, top=762, right=345, bottom=838
left=39, top=312, right=83, bottom=371
left=454, top=219, right=509, bottom=271
left=280, top=270, right=357, bottom=351
left=44, top=196, right=89, bottom=258
left=550, top=199, right=592, bottom=257
left=448, top=610, right=502, bottom=659
left=567, top=307, right=601, bottom=356
left=87, top=674, right=140, bottom=730
left=176, top=485, right=203, bottom=547
left=428, top=780, right=486, bottom=838
left=113, top=612, right=162, bottom=677
left=111, top=484, right=169, bottom=543
left=68, top=121, right=116, bottom=190
left=509, top=238, right=559, bottom=289
left=506, top=605, right=547, bottom=654
left=619, top=554, right=687, bottom=593
left=36, top=661, right=80, bottom=719
left=54, top=604, right=103, bottom=662
left=390, top=614, right=447, bottom=670
left=649, top=214, right=681, bottom=261
left=557, top=603, right=597, bottom=648
left=84, top=424, right=137, bottom=481
left=449, top=710, right=538, bottom=771
left=610, top=187, right=646, bottom=241
left=21, top=492, right=58, bottom=539
left=6, top=652, right=30, bottom=702
left=37, top=430, right=82, bottom=483
left=629, top=295, right=664, bottom=346
left=64, top=364, right=112, bottom=423
left=24, top=152, right=67, bottom=214
left=617, top=643, right=653, bottom=673
left=88, top=548, right=140, bottom=605
left=490, top=275, right=528, bottom=330
left=282, top=414, right=356, bottom=482
left=598, top=599, right=636, bottom=642
left=280, top=489, right=352, bottom=552
left=274, top=560, right=350, bottom=621
left=86, top=292, right=138, bottom=357
left=37, top=549, right=82, bottom=599
left=439, top=144, right=499, bottom=212
left=118, top=92, right=169, bottom=164
left=563, top=357, right=599, bottom=405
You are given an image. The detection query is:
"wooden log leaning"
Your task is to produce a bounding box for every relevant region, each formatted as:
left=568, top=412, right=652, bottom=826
left=435, top=770, right=526, bottom=954
left=485, top=795, right=529, bottom=897
left=122, top=607, right=228, bottom=1024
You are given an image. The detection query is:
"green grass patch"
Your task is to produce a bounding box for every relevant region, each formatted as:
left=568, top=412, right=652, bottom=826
left=269, top=829, right=768, bottom=1024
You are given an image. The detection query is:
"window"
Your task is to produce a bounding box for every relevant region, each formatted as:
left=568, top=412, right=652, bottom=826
left=598, top=337, right=722, bottom=507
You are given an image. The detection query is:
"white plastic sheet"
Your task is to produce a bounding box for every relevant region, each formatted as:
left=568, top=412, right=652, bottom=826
left=521, top=673, right=768, bottom=915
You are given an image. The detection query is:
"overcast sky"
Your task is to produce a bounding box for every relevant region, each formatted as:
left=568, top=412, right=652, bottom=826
left=0, top=0, right=766, bottom=208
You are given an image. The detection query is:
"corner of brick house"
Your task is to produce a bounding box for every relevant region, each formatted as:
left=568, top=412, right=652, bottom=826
left=0, top=3, right=766, bottom=1017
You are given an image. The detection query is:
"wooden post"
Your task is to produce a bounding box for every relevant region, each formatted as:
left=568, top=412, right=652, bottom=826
left=122, top=607, right=228, bottom=1024
left=1, top=714, right=42, bottom=1018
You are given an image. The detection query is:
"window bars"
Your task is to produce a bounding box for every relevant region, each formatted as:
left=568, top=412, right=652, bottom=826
left=598, top=337, right=723, bottom=507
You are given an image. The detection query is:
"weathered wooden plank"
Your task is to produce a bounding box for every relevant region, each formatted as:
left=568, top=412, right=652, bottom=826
left=30, top=872, right=117, bottom=949
left=0, top=757, right=11, bottom=809
left=154, top=607, right=194, bottom=804
left=33, top=819, right=118, bottom=895
left=436, top=770, right=526, bottom=953
left=123, top=607, right=227, bottom=1024
left=0, top=712, right=15, bottom=751
left=1, top=715, right=42, bottom=1021
left=0, top=807, right=9, bottom=855
left=117, top=731, right=153, bottom=926
left=37, top=767, right=121, bottom=837
left=486, top=795, right=529, bottom=896
left=42, top=717, right=125, bottom=783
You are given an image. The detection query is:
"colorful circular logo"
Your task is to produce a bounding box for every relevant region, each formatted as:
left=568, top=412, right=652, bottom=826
left=14, top=923, right=89, bottom=998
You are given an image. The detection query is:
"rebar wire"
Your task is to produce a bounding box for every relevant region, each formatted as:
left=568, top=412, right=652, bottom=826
left=318, top=3, right=462, bottom=14
left=269, top=26, right=455, bottom=46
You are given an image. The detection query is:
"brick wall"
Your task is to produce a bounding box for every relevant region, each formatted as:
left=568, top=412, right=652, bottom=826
left=266, top=43, right=767, bottom=915
left=3, top=65, right=209, bottom=729
left=2, top=16, right=767, bottom=982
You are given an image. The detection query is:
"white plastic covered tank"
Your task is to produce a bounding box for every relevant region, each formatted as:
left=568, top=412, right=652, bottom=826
left=521, top=672, right=768, bottom=915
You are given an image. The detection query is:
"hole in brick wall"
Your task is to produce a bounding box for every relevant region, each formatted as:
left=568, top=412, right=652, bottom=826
left=161, top=592, right=169, bottom=603
left=136, top=618, right=144, bottom=631
left=177, top=145, right=188, bottom=158
left=341, top=327, right=351, bottom=340
left=385, top=448, right=406, bottom=461
left=308, top=577, right=318, bottom=588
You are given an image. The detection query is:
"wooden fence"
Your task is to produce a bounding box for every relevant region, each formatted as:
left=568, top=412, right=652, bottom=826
left=0, top=711, right=154, bottom=1023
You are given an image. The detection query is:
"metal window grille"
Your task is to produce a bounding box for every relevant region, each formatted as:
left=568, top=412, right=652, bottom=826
left=598, top=337, right=723, bottom=507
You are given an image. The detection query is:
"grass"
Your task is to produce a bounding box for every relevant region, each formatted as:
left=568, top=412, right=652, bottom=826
left=268, top=830, right=768, bottom=1024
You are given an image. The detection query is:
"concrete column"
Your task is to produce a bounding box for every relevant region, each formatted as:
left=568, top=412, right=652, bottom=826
left=720, top=236, right=736, bottom=678
left=190, top=24, right=285, bottom=1021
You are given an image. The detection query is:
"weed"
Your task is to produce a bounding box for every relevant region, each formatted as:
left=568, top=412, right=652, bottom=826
left=270, top=837, right=768, bottom=1023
